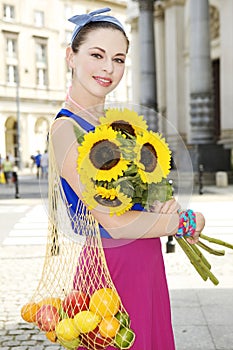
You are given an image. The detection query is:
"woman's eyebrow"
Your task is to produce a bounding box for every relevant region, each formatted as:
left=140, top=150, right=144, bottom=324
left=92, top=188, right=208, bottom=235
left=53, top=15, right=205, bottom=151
left=89, top=47, right=126, bottom=57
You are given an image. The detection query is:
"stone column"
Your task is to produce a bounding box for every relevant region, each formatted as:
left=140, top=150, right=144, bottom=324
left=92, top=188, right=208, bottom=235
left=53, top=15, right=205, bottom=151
left=189, top=0, right=215, bottom=144
left=130, top=18, right=140, bottom=104
left=219, top=0, right=233, bottom=149
left=154, top=3, right=166, bottom=117
left=138, top=0, right=158, bottom=130
left=163, top=1, right=185, bottom=142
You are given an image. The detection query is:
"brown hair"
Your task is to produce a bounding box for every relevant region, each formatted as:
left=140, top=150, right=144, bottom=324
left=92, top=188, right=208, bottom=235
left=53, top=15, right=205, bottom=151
left=71, top=21, right=130, bottom=53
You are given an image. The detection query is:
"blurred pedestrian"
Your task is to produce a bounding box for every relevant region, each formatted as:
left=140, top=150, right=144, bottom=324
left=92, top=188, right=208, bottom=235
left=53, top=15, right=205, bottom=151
left=0, top=154, right=5, bottom=184
left=40, top=150, right=48, bottom=179
left=2, top=155, right=13, bottom=184
left=34, top=150, right=41, bottom=179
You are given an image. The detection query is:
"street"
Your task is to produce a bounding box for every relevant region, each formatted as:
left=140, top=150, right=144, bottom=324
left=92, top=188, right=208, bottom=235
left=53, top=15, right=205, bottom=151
left=0, top=174, right=233, bottom=349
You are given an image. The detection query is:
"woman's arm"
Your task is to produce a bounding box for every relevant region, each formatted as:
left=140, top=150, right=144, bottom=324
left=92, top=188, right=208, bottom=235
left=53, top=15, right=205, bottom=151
left=51, top=119, right=205, bottom=240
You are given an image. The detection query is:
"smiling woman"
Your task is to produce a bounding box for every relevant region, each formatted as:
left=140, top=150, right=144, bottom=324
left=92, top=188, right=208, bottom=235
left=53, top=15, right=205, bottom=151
left=30, top=7, right=204, bottom=350
left=65, top=29, right=127, bottom=109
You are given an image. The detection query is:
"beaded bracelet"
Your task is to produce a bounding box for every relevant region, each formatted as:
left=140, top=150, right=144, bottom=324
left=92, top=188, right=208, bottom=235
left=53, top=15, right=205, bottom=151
left=176, top=210, right=189, bottom=237
left=176, top=209, right=197, bottom=238
left=185, top=209, right=197, bottom=237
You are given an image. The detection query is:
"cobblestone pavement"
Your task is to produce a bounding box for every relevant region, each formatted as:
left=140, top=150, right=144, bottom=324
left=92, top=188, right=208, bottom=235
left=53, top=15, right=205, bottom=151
left=1, top=175, right=233, bottom=349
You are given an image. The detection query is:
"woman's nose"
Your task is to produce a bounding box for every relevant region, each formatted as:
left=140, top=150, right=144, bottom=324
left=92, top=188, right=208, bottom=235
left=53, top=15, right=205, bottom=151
left=102, top=59, right=113, bottom=73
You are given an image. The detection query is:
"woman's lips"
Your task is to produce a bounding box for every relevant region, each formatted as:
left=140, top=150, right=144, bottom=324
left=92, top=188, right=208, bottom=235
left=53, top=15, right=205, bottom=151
left=93, top=76, right=112, bottom=87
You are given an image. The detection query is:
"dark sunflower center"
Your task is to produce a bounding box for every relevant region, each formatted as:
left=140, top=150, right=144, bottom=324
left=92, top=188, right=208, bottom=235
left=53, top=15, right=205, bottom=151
left=89, top=140, right=120, bottom=170
left=94, top=195, right=122, bottom=207
left=110, top=121, right=136, bottom=137
left=140, top=142, right=157, bottom=172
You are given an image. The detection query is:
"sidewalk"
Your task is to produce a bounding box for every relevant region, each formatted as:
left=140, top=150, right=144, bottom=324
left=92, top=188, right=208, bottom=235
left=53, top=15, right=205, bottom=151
left=164, top=184, right=233, bottom=350
left=0, top=174, right=233, bottom=349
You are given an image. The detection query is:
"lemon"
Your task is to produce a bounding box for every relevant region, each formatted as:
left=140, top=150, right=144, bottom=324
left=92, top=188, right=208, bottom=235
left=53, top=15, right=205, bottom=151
left=56, top=318, right=80, bottom=342
left=73, top=310, right=101, bottom=334
left=58, top=337, right=81, bottom=350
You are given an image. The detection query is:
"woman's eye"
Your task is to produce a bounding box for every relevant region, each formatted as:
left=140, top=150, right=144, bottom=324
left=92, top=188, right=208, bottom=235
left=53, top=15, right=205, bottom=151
left=91, top=53, right=102, bottom=59
left=114, top=58, right=125, bottom=64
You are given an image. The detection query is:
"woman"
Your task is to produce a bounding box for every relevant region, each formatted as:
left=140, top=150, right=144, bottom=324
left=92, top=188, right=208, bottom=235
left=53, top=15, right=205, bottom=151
left=51, top=8, right=205, bottom=349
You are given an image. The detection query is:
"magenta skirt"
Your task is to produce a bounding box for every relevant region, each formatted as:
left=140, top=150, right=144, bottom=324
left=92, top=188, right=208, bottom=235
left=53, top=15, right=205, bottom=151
left=76, top=237, right=175, bottom=350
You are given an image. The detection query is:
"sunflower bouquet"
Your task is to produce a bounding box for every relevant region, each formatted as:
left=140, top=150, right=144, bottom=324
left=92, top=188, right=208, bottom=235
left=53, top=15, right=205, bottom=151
left=76, top=108, right=173, bottom=216
left=75, top=108, right=233, bottom=286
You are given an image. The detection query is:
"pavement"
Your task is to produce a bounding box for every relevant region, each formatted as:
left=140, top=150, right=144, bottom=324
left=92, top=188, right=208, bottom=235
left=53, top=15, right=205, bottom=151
left=0, top=171, right=233, bottom=350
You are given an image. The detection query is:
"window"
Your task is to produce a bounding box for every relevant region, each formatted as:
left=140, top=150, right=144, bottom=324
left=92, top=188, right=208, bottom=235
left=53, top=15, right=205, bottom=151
left=36, top=43, right=46, bottom=62
left=37, top=68, right=47, bottom=87
left=34, top=10, right=44, bottom=27
left=7, top=64, right=17, bottom=84
left=3, top=4, right=15, bottom=20
left=35, top=38, right=48, bottom=87
left=6, top=37, right=17, bottom=57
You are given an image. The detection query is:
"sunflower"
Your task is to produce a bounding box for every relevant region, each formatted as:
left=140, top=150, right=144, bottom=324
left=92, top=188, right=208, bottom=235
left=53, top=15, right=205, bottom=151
left=135, top=130, right=171, bottom=184
left=77, top=125, right=129, bottom=182
left=99, top=108, right=148, bottom=138
left=82, top=185, right=133, bottom=216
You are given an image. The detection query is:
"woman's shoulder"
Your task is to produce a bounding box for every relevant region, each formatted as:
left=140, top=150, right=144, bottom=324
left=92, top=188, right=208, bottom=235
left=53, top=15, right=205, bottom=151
left=50, top=115, right=77, bottom=146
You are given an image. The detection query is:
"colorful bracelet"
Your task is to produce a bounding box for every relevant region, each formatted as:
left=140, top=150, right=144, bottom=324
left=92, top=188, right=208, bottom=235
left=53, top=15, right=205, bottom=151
left=185, top=209, right=196, bottom=237
left=176, top=209, right=197, bottom=238
left=176, top=210, right=189, bottom=238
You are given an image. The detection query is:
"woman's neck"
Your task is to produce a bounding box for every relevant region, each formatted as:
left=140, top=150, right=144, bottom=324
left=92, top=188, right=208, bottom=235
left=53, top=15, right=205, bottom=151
left=65, top=86, right=105, bottom=124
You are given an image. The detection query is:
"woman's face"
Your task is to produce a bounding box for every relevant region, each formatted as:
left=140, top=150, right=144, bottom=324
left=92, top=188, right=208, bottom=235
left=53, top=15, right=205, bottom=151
left=67, top=28, right=128, bottom=102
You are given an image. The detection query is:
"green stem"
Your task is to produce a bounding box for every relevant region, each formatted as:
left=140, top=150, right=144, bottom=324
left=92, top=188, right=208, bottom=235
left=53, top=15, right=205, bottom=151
left=175, top=237, right=219, bottom=285
left=200, top=233, right=233, bottom=250
left=187, top=242, right=212, bottom=269
left=197, top=241, right=225, bottom=256
left=176, top=238, right=208, bottom=281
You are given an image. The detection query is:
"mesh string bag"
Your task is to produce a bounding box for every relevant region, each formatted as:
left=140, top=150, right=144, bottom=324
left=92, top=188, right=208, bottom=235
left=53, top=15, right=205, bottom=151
left=20, top=118, right=135, bottom=350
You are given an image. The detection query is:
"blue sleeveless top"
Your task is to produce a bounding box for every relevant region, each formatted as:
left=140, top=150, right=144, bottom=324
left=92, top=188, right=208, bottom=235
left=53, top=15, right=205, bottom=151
left=55, top=109, right=144, bottom=239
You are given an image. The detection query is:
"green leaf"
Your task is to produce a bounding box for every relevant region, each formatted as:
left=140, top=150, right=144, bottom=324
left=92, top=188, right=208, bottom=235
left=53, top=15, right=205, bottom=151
left=73, top=125, right=85, bottom=144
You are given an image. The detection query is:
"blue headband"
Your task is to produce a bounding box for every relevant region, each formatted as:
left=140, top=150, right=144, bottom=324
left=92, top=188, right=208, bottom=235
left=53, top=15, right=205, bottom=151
left=68, top=7, right=125, bottom=44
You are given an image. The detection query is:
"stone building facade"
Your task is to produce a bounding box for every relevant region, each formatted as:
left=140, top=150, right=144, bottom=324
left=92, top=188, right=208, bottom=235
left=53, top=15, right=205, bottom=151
left=1, top=0, right=232, bottom=182
left=128, top=0, right=233, bottom=182
left=0, top=0, right=129, bottom=168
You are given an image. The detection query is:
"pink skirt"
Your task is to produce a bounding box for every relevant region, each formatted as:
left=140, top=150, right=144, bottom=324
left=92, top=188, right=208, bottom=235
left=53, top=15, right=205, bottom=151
left=77, top=237, right=175, bottom=350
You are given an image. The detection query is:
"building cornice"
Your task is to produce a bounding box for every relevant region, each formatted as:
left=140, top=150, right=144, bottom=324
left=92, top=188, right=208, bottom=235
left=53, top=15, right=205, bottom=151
left=163, top=0, right=185, bottom=9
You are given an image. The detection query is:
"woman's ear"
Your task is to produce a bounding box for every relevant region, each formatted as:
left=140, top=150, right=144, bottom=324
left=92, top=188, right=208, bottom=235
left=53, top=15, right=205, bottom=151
left=66, top=46, right=75, bottom=69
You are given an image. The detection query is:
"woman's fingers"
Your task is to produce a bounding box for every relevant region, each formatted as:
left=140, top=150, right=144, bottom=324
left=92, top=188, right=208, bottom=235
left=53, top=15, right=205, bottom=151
left=186, top=212, right=205, bottom=244
left=160, top=198, right=181, bottom=214
left=151, top=198, right=181, bottom=214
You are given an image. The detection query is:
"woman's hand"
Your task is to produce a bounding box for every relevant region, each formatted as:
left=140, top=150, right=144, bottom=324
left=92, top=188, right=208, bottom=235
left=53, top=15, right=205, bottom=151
left=186, top=212, right=205, bottom=244
left=150, top=198, right=181, bottom=214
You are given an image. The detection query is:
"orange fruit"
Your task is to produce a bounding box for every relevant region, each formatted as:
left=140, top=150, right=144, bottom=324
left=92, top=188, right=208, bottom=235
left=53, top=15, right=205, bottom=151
left=89, top=288, right=120, bottom=318
left=45, top=330, right=57, bottom=343
left=99, top=317, right=120, bottom=338
left=38, top=297, right=61, bottom=310
left=21, top=302, right=40, bottom=323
